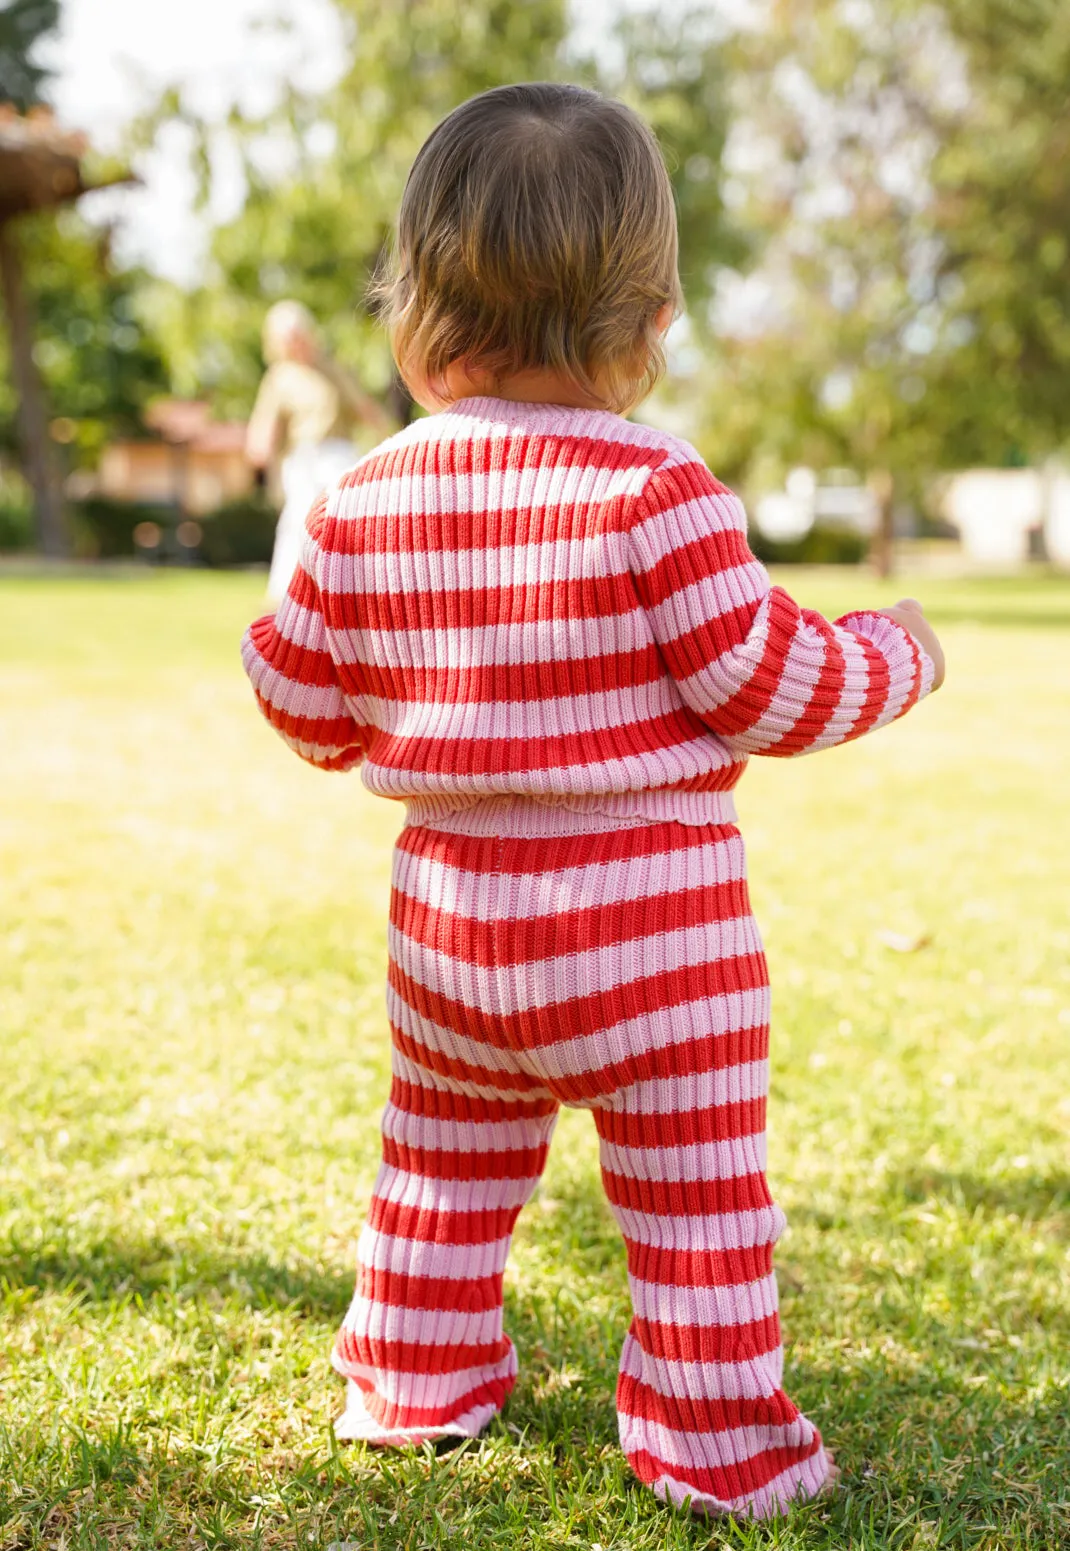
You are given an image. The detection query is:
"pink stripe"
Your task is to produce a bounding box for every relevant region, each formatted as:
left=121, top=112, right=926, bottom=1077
left=628, top=1271, right=779, bottom=1329
left=356, top=1226, right=511, bottom=1280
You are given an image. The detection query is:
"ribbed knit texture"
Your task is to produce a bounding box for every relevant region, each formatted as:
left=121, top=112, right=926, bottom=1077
left=241, top=397, right=934, bottom=828
left=332, top=821, right=828, bottom=1517
left=241, top=397, right=935, bottom=1518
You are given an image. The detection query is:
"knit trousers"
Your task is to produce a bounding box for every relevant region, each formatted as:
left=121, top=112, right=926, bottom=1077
left=332, top=817, right=830, bottom=1518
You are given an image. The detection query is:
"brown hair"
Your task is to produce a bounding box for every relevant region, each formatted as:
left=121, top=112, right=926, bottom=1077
left=376, top=83, right=682, bottom=414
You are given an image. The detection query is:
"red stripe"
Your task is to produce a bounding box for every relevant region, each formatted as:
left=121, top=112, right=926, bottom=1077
left=335, top=1326, right=511, bottom=1376
left=387, top=948, right=770, bottom=1050
left=618, top=1371, right=797, bottom=1434
left=625, top=1438, right=824, bottom=1502
left=335, top=427, right=665, bottom=497
left=285, top=559, right=323, bottom=611
left=388, top=1077, right=557, bottom=1125
left=363, top=709, right=711, bottom=780
left=628, top=1311, right=782, bottom=1366
left=347, top=645, right=666, bottom=705
left=336, top=1369, right=517, bottom=1432
left=323, top=573, right=640, bottom=631
left=367, top=1195, right=524, bottom=1247
left=354, top=1265, right=505, bottom=1313
left=623, top=1239, right=775, bottom=1289
left=596, top=1095, right=766, bottom=1151
left=396, top=816, right=744, bottom=876
left=320, top=501, right=640, bottom=557
left=391, top=878, right=754, bottom=967
left=605, top=1168, right=775, bottom=1220
left=380, top=1134, right=550, bottom=1183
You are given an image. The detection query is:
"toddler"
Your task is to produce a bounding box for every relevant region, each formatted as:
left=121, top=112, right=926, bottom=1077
left=242, top=83, right=944, bottom=1519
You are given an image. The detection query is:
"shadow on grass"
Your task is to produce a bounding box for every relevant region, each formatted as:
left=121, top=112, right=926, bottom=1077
left=891, top=1168, right=1070, bottom=1237
left=4, top=1175, right=1069, bottom=1547
left=6, top=1349, right=1065, bottom=1551
left=0, top=1235, right=353, bottom=1317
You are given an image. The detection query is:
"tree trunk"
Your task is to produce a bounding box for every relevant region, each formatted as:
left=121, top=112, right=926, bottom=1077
left=868, top=468, right=895, bottom=579
left=0, top=222, right=67, bottom=556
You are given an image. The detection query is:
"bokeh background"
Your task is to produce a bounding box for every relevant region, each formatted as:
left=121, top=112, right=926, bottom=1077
left=1, top=4, right=1068, bottom=1550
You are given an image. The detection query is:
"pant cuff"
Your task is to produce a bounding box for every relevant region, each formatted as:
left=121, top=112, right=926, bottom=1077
left=333, top=1377, right=500, bottom=1447
left=652, top=1443, right=832, bottom=1520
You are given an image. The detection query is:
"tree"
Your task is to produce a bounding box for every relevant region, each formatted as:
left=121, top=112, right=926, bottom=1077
left=0, top=2, right=170, bottom=552
left=0, top=209, right=169, bottom=465
left=689, top=0, right=1070, bottom=568
left=593, top=4, right=747, bottom=330
left=927, top=0, right=1070, bottom=465
left=138, top=0, right=746, bottom=424
left=146, top=0, right=570, bottom=423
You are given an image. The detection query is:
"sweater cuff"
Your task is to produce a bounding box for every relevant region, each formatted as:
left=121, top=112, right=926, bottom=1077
left=836, top=610, right=935, bottom=704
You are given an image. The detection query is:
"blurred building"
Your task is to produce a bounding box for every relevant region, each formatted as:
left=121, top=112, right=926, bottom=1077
left=755, top=462, right=1070, bottom=566
left=939, top=468, right=1070, bottom=566
left=754, top=468, right=878, bottom=543
left=88, top=400, right=253, bottom=515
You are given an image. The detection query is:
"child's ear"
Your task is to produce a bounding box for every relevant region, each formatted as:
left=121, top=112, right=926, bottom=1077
left=653, top=302, right=674, bottom=336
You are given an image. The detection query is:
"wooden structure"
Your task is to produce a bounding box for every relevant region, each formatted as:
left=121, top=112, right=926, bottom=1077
left=0, top=107, right=129, bottom=555
left=95, top=400, right=253, bottom=514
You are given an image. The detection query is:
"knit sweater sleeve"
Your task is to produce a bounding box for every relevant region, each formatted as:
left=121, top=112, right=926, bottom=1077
left=627, top=454, right=935, bottom=757
left=240, top=497, right=368, bottom=771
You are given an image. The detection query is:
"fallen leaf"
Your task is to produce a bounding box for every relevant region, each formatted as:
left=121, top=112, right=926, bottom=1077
left=875, top=929, right=932, bottom=953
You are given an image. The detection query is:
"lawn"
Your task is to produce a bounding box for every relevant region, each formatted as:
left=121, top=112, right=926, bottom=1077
left=1, top=567, right=1068, bottom=1551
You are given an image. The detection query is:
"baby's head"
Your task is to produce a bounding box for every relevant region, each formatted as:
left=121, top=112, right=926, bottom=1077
left=379, top=83, right=681, bottom=414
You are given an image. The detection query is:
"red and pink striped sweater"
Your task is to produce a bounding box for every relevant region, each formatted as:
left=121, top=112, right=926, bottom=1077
left=242, top=397, right=933, bottom=830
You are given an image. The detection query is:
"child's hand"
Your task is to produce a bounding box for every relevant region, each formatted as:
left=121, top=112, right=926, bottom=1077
left=880, top=598, right=946, bottom=691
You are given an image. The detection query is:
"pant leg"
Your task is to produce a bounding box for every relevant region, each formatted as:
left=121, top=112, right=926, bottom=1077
left=474, top=814, right=829, bottom=1518
left=334, top=823, right=560, bottom=1443
left=267, top=446, right=319, bottom=604
left=333, top=1058, right=558, bottom=1442
left=593, top=1066, right=829, bottom=1517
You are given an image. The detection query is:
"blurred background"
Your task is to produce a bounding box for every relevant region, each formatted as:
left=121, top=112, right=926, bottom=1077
left=1, top=0, right=1068, bottom=575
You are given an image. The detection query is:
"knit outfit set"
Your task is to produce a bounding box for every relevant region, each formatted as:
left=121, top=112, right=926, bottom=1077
left=242, top=397, right=934, bottom=1518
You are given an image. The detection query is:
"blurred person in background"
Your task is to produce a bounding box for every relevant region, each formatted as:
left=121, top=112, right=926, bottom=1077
left=246, top=300, right=392, bottom=601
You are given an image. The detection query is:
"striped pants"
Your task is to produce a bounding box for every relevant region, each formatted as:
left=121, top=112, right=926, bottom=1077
left=332, top=816, right=830, bottom=1518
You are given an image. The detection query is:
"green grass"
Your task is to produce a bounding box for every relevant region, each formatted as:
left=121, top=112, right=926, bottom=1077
left=1, top=566, right=1068, bottom=1551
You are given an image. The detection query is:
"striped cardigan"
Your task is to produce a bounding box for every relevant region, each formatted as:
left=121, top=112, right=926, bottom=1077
left=242, top=396, right=933, bottom=830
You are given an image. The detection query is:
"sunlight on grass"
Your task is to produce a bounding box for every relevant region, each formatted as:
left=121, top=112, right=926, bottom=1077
left=1, top=569, right=1068, bottom=1549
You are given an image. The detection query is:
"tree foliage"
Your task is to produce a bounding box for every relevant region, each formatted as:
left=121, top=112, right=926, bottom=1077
left=0, top=0, right=59, bottom=112
left=0, top=158, right=170, bottom=468
left=153, top=0, right=571, bottom=419
left=145, top=0, right=746, bottom=420
left=694, top=0, right=1070, bottom=499
left=596, top=5, right=746, bottom=328
left=0, top=0, right=169, bottom=480
left=11, top=0, right=1067, bottom=521
left=3, top=212, right=169, bottom=463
